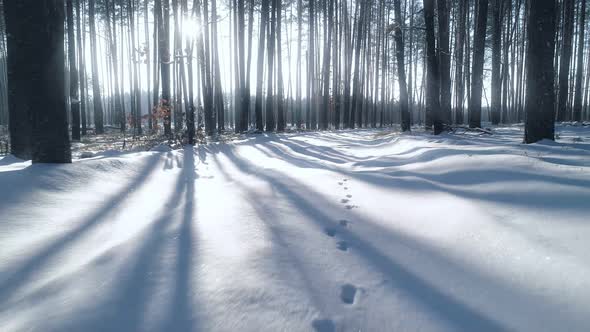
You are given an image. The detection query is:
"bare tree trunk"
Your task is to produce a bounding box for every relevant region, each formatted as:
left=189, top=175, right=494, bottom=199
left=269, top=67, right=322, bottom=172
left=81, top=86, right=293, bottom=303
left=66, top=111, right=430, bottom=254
left=67, top=0, right=81, bottom=141
left=468, top=0, right=489, bottom=128
left=89, top=0, right=104, bottom=134
left=276, top=0, right=286, bottom=131
left=424, top=0, right=442, bottom=133
left=255, top=0, right=269, bottom=131
left=491, top=0, right=502, bottom=124
left=573, top=0, right=587, bottom=122
left=265, top=0, right=277, bottom=131
left=454, top=0, right=467, bottom=124
left=76, top=0, right=88, bottom=135
left=437, top=0, right=451, bottom=125
left=392, top=0, right=410, bottom=131
left=524, top=0, right=556, bottom=143
left=557, top=0, right=575, bottom=121
left=5, top=0, right=72, bottom=162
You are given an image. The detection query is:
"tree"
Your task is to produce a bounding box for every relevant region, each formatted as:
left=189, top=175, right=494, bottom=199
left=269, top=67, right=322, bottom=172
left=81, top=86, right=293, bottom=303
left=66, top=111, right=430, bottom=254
left=4, top=0, right=71, bottom=162
left=524, top=0, right=556, bottom=143
left=255, top=0, right=269, bottom=131
left=89, top=0, right=104, bottom=134
left=454, top=0, right=468, bottom=124
left=491, top=0, right=503, bottom=125
left=573, top=0, right=586, bottom=122
left=67, top=0, right=81, bottom=141
left=265, top=0, right=277, bottom=131
left=424, top=0, right=442, bottom=134
left=468, top=0, right=489, bottom=128
left=76, top=0, right=87, bottom=135
left=392, top=0, right=410, bottom=132
left=437, top=0, right=451, bottom=125
left=158, top=0, right=172, bottom=137
left=556, top=0, right=575, bottom=122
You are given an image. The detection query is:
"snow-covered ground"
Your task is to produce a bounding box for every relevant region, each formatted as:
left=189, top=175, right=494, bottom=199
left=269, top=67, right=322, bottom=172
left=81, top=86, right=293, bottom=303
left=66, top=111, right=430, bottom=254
left=1, top=125, right=590, bottom=332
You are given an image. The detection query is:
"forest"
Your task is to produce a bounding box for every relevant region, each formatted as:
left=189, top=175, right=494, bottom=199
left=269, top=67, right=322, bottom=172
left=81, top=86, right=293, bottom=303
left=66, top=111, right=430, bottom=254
left=0, top=0, right=588, bottom=161
left=0, top=1, right=590, bottom=332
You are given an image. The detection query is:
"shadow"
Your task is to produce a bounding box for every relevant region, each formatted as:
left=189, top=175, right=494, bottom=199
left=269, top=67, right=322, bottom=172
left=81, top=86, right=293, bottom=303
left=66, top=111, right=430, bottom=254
left=0, top=152, right=164, bottom=301
left=209, top=150, right=329, bottom=317
left=222, top=146, right=514, bottom=331
left=254, top=136, right=590, bottom=212
left=54, top=147, right=198, bottom=332
left=160, top=146, right=198, bottom=330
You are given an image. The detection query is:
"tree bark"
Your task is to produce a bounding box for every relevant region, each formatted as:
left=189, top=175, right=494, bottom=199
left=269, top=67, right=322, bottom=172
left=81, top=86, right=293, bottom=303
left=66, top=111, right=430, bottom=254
left=4, top=0, right=72, bottom=162
left=67, top=0, right=81, bottom=141
left=424, top=0, right=442, bottom=134
left=468, top=0, right=489, bottom=128
left=557, top=0, right=575, bottom=121
left=524, top=0, right=556, bottom=143
left=573, top=0, right=587, bottom=122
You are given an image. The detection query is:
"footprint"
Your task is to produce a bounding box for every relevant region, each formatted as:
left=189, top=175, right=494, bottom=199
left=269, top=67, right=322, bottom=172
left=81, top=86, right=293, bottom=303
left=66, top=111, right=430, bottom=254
left=339, top=219, right=349, bottom=227
left=312, top=319, right=335, bottom=332
left=340, top=198, right=350, bottom=204
left=346, top=194, right=352, bottom=198
left=340, top=284, right=357, bottom=304
left=343, top=179, right=348, bottom=182
left=337, top=241, right=349, bottom=251
left=324, top=228, right=337, bottom=237
left=343, top=187, right=348, bottom=190
left=345, top=205, right=358, bottom=210
left=338, top=182, right=343, bottom=185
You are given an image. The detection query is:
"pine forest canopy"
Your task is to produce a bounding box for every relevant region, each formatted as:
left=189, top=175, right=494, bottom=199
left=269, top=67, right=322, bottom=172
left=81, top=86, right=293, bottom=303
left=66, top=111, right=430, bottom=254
left=0, top=0, right=587, bottom=162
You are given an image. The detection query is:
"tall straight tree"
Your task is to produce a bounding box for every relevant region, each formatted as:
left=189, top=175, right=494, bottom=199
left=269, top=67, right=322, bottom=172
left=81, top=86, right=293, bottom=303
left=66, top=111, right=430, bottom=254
left=468, top=0, right=489, bottom=128
left=308, top=0, right=316, bottom=129
left=76, top=0, right=87, bottom=135
left=89, top=0, right=104, bottom=134
left=573, top=0, right=587, bottom=122
left=437, top=0, right=451, bottom=125
left=424, top=0, right=442, bottom=134
left=4, top=0, right=72, bottom=162
left=556, top=0, right=575, bottom=121
left=237, top=0, right=247, bottom=131
left=212, top=0, right=225, bottom=132
left=454, top=0, right=467, bottom=124
left=392, top=0, right=410, bottom=132
left=159, top=0, right=172, bottom=136
left=524, top=0, right=556, bottom=143
left=254, top=0, right=269, bottom=131
left=491, top=0, right=503, bottom=124
left=276, top=0, right=286, bottom=131
left=265, top=0, right=277, bottom=131
left=67, top=0, right=81, bottom=141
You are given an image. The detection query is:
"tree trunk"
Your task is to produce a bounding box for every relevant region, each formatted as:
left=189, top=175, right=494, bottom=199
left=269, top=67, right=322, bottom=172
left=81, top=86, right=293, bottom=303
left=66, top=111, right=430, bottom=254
left=276, top=0, right=286, bottom=131
left=468, top=0, right=489, bottom=128
left=437, top=0, right=451, bottom=125
left=265, top=0, right=277, bottom=131
left=424, top=0, right=442, bottom=134
left=557, top=0, right=575, bottom=121
left=392, top=0, right=410, bottom=131
left=76, top=0, right=88, bottom=135
left=4, top=0, right=72, bottom=162
left=573, top=0, right=586, bottom=122
left=255, top=0, right=269, bottom=131
left=454, top=0, right=467, bottom=124
left=67, top=0, right=81, bottom=141
left=524, top=0, right=556, bottom=143
left=89, top=0, right=104, bottom=134
left=491, top=0, right=502, bottom=125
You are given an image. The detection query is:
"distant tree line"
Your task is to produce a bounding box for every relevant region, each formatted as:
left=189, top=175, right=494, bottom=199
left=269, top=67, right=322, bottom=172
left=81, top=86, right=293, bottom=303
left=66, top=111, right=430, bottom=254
left=0, top=0, right=587, bottom=162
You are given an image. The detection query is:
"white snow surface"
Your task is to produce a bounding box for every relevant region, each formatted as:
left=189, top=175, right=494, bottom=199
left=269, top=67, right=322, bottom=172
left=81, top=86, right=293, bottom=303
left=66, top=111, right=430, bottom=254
left=1, top=125, right=590, bottom=332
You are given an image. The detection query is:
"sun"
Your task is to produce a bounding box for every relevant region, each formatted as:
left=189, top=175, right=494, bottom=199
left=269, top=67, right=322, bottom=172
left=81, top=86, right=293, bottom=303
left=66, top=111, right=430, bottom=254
left=182, top=18, right=201, bottom=42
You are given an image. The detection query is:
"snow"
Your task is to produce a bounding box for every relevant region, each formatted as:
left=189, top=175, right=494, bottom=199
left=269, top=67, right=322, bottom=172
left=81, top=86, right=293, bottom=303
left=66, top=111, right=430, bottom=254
left=1, top=124, right=590, bottom=332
